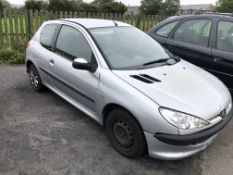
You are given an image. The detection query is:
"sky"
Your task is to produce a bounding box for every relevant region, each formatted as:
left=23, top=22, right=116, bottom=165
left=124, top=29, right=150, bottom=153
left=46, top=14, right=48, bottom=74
left=7, top=0, right=218, bottom=6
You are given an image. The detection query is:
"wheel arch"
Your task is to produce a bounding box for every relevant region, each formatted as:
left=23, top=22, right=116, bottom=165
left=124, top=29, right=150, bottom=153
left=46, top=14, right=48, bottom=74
left=102, top=103, right=148, bottom=154
left=102, top=103, right=144, bottom=132
left=26, top=60, right=34, bottom=73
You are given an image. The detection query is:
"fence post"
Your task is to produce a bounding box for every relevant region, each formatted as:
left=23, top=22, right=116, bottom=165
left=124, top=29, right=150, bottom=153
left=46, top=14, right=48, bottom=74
left=136, top=15, right=140, bottom=28
left=0, top=9, right=2, bottom=48
left=3, top=9, right=9, bottom=47
left=25, top=9, right=32, bottom=41
left=25, top=10, right=29, bottom=41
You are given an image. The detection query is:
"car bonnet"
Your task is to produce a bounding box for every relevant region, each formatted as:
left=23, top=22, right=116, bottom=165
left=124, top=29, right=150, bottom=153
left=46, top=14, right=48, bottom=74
left=112, top=60, right=231, bottom=120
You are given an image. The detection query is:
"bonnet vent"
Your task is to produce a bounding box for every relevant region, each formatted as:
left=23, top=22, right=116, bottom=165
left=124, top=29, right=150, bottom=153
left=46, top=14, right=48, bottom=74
left=130, top=74, right=161, bottom=83
left=130, top=75, right=153, bottom=84
left=139, top=74, right=161, bottom=82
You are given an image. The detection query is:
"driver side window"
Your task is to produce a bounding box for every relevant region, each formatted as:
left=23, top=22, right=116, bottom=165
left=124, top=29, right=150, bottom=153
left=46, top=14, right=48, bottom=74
left=174, top=19, right=212, bottom=47
left=55, top=25, right=93, bottom=62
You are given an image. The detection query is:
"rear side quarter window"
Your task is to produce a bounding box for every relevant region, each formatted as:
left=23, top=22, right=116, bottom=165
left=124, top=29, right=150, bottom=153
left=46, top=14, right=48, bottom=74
left=155, top=21, right=179, bottom=37
left=217, top=20, right=233, bottom=52
left=40, top=24, right=58, bottom=50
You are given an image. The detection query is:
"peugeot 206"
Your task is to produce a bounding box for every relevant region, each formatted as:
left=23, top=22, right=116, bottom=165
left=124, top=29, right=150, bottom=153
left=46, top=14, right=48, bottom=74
left=26, top=19, right=233, bottom=160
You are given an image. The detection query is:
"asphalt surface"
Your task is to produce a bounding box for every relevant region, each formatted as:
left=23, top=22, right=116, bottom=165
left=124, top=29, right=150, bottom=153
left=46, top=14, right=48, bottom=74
left=0, top=65, right=233, bottom=175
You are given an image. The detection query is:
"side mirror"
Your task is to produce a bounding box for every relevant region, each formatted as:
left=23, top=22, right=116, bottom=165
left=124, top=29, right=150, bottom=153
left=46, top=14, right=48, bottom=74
left=72, top=58, right=96, bottom=72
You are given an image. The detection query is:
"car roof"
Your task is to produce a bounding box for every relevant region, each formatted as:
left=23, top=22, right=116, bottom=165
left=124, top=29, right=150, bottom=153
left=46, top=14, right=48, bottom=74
left=148, top=13, right=233, bottom=34
left=166, top=13, right=233, bottom=21
left=56, top=18, right=131, bottom=29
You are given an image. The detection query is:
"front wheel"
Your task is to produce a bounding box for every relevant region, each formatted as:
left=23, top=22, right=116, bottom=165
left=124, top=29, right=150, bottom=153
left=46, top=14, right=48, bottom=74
left=28, top=64, right=44, bottom=92
left=105, top=109, right=147, bottom=158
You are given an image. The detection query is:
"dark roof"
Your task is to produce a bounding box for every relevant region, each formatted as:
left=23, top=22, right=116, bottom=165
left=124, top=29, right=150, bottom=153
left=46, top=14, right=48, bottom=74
left=168, top=13, right=233, bottom=20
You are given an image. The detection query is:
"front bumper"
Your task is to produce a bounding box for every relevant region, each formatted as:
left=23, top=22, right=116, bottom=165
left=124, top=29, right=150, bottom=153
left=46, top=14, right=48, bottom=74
left=155, top=106, right=233, bottom=146
left=145, top=106, right=233, bottom=160
left=145, top=132, right=217, bottom=160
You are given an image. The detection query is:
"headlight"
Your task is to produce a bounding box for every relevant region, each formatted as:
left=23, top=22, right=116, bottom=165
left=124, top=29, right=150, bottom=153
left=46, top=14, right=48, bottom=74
left=159, top=108, right=210, bottom=130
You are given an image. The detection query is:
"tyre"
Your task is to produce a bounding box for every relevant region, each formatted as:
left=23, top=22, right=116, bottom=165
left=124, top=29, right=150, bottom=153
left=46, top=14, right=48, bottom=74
left=28, top=64, right=44, bottom=92
left=105, top=109, right=147, bottom=158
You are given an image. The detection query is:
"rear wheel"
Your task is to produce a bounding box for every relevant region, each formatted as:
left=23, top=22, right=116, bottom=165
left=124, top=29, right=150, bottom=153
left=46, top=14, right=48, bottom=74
left=28, top=64, right=44, bottom=92
left=105, top=109, right=147, bottom=158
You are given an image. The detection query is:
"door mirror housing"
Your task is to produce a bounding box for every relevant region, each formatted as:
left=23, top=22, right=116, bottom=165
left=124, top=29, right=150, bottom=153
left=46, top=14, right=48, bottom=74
left=72, top=58, right=97, bottom=73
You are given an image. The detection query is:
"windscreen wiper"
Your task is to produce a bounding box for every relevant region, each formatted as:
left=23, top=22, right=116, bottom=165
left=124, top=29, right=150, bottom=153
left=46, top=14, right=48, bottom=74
left=143, top=58, right=170, bottom=66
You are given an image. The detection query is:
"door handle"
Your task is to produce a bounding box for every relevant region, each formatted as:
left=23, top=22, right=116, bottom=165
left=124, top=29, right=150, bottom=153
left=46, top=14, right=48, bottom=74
left=213, top=57, right=222, bottom=62
left=213, top=57, right=233, bottom=65
left=49, top=59, right=54, bottom=66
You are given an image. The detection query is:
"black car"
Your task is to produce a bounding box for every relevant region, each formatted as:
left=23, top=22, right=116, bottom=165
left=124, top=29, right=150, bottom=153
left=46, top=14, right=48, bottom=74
left=148, top=13, right=233, bottom=92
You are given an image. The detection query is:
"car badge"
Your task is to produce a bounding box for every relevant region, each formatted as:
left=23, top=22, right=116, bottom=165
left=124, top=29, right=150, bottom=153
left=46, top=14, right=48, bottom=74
left=220, top=110, right=226, bottom=119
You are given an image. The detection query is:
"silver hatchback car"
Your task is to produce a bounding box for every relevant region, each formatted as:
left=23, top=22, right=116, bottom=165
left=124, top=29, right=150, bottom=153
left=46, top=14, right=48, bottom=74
left=26, top=18, right=233, bottom=160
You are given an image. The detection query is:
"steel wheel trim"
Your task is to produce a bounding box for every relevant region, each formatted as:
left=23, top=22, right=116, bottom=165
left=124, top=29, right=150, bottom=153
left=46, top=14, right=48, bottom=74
left=29, top=70, right=39, bottom=88
left=112, top=119, right=134, bottom=148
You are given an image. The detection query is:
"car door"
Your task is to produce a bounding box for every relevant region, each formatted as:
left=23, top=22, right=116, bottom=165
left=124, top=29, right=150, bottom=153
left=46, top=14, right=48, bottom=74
left=165, top=19, right=213, bottom=68
left=164, top=19, right=214, bottom=70
left=211, top=19, right=233, bottom=91
left=49, top=24, right=100, bottom=113
left=33, top=23, right=60, bottom=86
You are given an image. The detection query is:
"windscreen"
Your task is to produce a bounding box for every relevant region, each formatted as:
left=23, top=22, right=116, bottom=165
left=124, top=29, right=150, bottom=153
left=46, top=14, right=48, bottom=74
left=90, top=27, right=170, bottom=69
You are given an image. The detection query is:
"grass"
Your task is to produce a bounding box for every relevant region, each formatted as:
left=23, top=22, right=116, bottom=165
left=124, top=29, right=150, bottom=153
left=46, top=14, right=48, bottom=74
left=0, top=48, right=25, bottom=64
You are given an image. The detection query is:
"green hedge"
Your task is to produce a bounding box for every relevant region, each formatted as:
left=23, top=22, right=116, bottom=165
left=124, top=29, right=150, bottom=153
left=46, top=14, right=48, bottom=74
left=0, top=48, right=25, bottom=64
